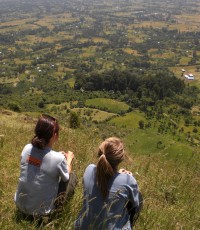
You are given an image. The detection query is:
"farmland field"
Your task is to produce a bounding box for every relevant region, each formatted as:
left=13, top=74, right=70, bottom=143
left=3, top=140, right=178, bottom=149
left=85, top=98, right=130, bottom=114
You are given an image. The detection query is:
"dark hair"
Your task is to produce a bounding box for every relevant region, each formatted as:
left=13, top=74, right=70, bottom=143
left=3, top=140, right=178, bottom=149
left=31, top=114, right=59, bottom=149
left=96, top=137, right=124, bottom=198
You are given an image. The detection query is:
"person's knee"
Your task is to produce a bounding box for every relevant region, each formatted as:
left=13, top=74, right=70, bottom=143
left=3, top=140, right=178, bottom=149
left=65, top=172, right=78, bottom=197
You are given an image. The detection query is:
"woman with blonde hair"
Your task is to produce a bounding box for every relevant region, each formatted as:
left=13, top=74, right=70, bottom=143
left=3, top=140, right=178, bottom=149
left=75, top=137, right=142, bottom=229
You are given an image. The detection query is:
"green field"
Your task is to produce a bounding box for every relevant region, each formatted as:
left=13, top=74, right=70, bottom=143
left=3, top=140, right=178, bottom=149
left=72, top=108, right=116, bottom=122
left=109, top=110, right=145, bottom=128
left=85, top=98, right=130, bottom=114
left=66, top=78, right=75, bottom=88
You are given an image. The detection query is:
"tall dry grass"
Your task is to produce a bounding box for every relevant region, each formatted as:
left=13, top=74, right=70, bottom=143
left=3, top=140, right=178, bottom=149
left=0, top=111, right=199, bottom=229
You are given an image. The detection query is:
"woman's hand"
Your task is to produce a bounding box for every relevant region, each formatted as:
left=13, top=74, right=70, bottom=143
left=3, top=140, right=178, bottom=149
left=63, top=151, right=74, bottom=173
left=61, top=151, right=74, bottom=160
left=64, top=151, right=74, bottom=160
left=119, top=168, right=133, bottom=176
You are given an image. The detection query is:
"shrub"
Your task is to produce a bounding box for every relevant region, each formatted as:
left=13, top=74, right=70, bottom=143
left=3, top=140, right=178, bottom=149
left=8, top=102, right=21, bottom=112
left=69, top=111, right=80, bottom=129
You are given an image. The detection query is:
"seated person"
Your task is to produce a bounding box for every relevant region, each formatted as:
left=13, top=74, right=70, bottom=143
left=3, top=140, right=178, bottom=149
left=14, top=114, right=77, bottom=217
left=75, top=137, right=143, bottom=230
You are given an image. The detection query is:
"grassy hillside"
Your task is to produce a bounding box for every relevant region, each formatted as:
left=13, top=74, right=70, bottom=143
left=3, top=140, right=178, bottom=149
left=0, top=110, right=199, bottom=229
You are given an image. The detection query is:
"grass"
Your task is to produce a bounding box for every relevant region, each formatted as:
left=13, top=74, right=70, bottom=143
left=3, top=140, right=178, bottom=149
left=85, top=98, right=130, bottom=114
left=0, top=110, right=199, bottom=229
left=72, top=108, right=116, bottom=122
left=66, top=78, right=75, bottom=88
left=0, top=77, right=19, bottom=84
left=179, top=56, right=191, bottom=65
left=109, top=110, right=145, bottom=128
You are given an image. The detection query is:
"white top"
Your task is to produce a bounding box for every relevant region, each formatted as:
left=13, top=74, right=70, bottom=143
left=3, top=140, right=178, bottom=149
left=14, top=144, right=69, bottom=215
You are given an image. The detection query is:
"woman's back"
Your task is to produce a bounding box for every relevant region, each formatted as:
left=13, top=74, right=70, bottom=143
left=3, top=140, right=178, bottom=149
left=15, top=143, right=69, bottom=215
left=75, top=164, right=139, bottom=230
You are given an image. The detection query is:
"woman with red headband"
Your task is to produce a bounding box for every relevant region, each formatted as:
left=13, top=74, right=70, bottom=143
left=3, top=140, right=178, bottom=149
left=14, top=114, right=77, bottom=216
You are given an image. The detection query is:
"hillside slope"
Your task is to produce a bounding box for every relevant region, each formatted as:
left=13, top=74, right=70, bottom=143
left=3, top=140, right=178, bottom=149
left=0, top=110, right=199, bottom=229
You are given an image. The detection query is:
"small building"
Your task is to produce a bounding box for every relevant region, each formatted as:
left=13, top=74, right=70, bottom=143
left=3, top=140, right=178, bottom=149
left=184, top=74, right=194, bottom=80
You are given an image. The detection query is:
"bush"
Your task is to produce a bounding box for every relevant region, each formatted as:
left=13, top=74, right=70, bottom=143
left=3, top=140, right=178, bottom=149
left=8, top=102, right=21, bottom=112
left=69, top=111, right=80, bottom=129
left=139, top=120, right=144, bottom=129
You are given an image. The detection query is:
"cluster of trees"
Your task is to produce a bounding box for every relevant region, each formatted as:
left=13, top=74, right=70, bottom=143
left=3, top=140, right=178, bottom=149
left=75, top=69, right=184, bottom=97
left=74, top=69, right=200, bottom=110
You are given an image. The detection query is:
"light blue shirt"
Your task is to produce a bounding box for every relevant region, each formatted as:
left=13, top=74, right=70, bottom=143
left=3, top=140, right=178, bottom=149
left=75, top=164, right=139, bottom=230
left=14, top=144, right=69, bottom=215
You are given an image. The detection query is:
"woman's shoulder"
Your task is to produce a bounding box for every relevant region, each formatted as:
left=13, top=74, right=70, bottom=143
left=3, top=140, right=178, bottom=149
left=87, top=163, right=96, bottom=168
left=84, top=164, right=96, bottom=175
left=22, top=143, right=33, bottom=152
left=83, top=164, right=96, bottom=184
left=24, top=143, right=32, bottom=148
left=116, top=172, right=138, bottom=185
left=85, top=164, right=96, bottom=170
left=49, top=150, right=65, bottom=161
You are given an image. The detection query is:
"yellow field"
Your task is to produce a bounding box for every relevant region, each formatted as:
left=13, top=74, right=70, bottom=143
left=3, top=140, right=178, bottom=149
left=14, top=58, right=32, bottom=65
left=113, top=12, right=133, bottom=17
left=132, top=21, right=167, bottom=29
left=36, top=14, right=79, bottom=30
left=0, top=77, right=19, bottom=84
left=123, top=48, right=141, bottom=56
left=0, top=18, right=37, bottom=27
left=0, top=13, right=80, bottom=33
left=173, top=14, right=200, bottom=32
left=79, top=38, right=89, bottom=43
left=92, top=37, right=109, bottom=44
left=128, top=18, right=200, bottom=32
left=55, top=44, right=63, bottom=50
left=0, top=18, right=38, bottom=33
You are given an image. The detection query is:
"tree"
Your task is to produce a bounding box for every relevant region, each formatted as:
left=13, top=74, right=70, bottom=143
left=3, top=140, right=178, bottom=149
left=139, top=120, right=144, bottom=129
left=38, top=101, right=44, bottom=108
left=69, top=111, right=80, bottom=129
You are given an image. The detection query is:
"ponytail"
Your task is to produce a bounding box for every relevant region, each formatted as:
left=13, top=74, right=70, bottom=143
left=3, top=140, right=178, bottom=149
left=32, top=136, right=47, bottom=149
left=96, top=154, right=115, bottom=198
left=96, top=137, right=125, bottom=198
